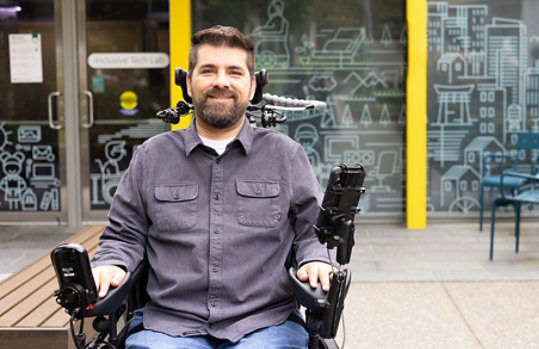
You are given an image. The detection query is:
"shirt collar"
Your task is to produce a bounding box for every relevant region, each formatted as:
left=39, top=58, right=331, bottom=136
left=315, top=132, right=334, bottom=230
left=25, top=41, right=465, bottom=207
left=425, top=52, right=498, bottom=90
left=184, top=117, right=254, bottom=156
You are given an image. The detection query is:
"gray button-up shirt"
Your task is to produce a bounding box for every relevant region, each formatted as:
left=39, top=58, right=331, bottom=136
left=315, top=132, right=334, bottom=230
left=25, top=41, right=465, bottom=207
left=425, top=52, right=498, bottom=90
left=91, top=118, right=328, bottom=342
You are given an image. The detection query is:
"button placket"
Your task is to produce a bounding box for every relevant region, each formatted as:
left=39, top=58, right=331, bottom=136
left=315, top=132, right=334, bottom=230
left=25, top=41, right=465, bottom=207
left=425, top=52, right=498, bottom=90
left=208, top=160, right=224, bottom=320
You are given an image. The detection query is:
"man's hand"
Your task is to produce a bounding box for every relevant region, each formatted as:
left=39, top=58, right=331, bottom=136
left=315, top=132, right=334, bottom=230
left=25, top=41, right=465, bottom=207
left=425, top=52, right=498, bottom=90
left=92, top=265, right=127, bottom=298
left=296, top=261, right=334, bottom=292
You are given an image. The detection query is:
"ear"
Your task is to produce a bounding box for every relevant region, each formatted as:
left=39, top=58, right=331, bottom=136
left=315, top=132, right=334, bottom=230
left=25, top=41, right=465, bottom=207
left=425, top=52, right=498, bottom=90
left=186, top=74, right=192, bottom=98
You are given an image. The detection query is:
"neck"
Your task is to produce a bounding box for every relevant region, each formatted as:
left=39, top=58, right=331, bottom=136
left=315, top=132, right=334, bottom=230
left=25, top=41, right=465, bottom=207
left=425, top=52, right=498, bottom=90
left=195, top=116, right=245, bottom=140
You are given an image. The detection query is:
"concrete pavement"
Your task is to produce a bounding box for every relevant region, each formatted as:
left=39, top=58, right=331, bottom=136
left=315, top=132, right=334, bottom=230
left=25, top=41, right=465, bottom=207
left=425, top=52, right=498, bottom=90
left=1, top=220, right=539, bottom=348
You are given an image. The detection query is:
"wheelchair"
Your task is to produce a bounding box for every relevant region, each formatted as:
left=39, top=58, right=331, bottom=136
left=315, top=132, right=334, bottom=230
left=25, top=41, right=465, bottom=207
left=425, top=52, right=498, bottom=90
left=51, top=69, right=366, bottom=349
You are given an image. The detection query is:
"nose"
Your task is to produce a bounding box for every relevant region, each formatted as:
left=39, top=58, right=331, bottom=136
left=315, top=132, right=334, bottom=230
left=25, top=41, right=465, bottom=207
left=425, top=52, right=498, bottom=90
left=213, top=70, right=230, bottom=88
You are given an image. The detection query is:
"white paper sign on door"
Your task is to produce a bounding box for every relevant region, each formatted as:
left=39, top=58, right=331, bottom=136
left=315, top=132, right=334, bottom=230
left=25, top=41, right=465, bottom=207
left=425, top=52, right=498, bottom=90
left=9, top=33, right=44, bottom=84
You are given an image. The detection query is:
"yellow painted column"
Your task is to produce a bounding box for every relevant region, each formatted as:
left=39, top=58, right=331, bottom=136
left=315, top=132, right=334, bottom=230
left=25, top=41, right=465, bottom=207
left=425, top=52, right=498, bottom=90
left=406, top=0, right=427, bottom=228
left=169, top=0, right=192, bottom=130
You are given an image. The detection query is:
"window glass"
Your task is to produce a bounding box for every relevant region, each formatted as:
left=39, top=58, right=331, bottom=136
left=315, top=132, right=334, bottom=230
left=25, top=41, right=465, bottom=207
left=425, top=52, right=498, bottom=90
left=193, top=0, right=406, bottom=216
left=427, top=0, right=539, bottom=214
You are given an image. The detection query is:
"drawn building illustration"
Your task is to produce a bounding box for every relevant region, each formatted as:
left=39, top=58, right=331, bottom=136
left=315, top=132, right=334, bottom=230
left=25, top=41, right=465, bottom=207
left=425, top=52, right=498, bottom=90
left=427, top=0, right=538, bottom=213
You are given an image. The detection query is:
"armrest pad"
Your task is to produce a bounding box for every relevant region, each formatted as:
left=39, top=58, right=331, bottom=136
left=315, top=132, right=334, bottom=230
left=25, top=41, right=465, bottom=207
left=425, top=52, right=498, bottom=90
left=288, top=267, right=328, bottom=310
left=82, top=262, right=145, bottom=317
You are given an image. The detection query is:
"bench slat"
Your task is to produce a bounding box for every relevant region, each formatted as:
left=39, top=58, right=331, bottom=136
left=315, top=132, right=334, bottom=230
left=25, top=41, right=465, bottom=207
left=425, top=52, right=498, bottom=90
left=15, top=245, right=101, bottom=328
left=0, top=278, right=58, bottom=327
left=0, top=236, right=100, bottom=317
left=40, top=308, right=70, bottom=328
left=0, top=226, right=104, bottom=300
left=0, top=226, right=104, bottom=329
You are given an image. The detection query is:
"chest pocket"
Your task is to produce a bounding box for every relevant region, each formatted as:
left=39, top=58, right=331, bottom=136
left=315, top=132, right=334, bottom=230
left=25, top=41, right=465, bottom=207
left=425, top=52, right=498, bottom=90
left=236, top=180, right=282, bottom=228
left=154, top=184, right=198, bottom=231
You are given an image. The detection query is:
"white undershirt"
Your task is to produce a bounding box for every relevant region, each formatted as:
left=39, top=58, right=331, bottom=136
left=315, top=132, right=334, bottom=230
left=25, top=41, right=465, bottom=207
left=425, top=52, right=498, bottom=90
left=199, top=135, right=234, bottom=155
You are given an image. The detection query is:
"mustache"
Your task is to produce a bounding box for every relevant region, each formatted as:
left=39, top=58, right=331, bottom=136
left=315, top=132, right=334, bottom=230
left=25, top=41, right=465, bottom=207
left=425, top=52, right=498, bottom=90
left=205, top=88, right=237, bottom=99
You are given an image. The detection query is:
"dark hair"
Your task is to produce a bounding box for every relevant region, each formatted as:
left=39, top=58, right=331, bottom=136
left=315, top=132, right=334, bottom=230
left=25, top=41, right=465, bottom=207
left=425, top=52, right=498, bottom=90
left=188, top=25, right=255, bottom=77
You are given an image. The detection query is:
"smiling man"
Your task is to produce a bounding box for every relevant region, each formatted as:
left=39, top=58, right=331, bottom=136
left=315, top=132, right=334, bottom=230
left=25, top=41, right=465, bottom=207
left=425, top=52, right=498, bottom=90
left=91, top=25, right=332, bottom=349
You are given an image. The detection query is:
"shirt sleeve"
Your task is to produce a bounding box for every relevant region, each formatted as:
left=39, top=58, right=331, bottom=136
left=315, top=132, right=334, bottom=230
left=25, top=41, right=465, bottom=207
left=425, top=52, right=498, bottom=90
left=91, top=146, right=149, bottom=273
left=289, top=145, right=333, bottom=267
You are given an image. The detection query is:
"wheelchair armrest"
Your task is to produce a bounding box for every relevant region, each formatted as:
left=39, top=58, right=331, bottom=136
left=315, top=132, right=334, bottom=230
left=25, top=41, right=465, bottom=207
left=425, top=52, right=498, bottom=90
left=288, top=267, right=328, bottom=310
left=82, top=262, right=145, bottom=317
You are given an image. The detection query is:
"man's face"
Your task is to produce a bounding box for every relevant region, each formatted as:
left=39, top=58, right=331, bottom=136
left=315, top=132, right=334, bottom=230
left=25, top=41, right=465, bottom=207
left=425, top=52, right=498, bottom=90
left=187, top=44, right=255, bottom=129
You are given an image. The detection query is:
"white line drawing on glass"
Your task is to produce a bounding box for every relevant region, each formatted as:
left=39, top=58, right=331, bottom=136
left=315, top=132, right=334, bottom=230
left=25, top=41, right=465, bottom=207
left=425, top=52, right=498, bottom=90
left=91, top=140, right=127, bottom=205
left=21, top=188, right=37, bottom=211
left=369, top=150, right=398, bottom=192
left=320, top=97, right=338, bottom=129
left=341, top=104, right=355, bottom=127
left=30, top=163, right=60, bottom=189
left=524, top=61, right=539, bottom=132
left=32, top=145, right=55, bottom=162
left=437, top=53, right=467, bottom=84
left=343, top=149, right=375, bottom=167
left=249, top=0, right=290, bottom=69
left=433, top=84, right=475, bottom=126
left=379, top=104, right=391, bottom=127
left=0, top=151, right=27, bottom=210
left=0, top=124, right=60, bottom=211
left=440, top=164, right=480, bottom=211
left=381, top=23, right=392, bottom=46
left=40, top=188, right=59, bottom=211
left=343, top=71, right=387, bottom=93
left=298, top=27, right=367, bottom=68
left=0, top=123, right=13, bottom=152
left=428, top=129, right=470, bottom=167
left=463, top=136, right=506, bottom=178
left=323, top=134, right=359, bottom=163
left=360, top=104, right=372, bottom=127
left=308, top=74, right=337, bottom=92
left=17, top=126, right=41, bottom=143
left=294, top=123, right=321, bottom=168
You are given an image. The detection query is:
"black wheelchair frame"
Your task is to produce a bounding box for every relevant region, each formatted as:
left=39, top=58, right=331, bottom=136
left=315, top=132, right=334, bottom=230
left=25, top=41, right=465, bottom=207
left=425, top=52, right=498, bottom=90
left=51, top=68, right=366, bottom=349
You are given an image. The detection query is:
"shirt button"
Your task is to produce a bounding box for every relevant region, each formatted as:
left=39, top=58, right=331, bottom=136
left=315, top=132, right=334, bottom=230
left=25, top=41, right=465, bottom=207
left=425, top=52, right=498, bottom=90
left=212, top=267, right=219, bottom=273
left=213, top=230, right=219, bottom=235
left=210, top=301, right=217, bottom=307
left=214, top=193, right=220, bottom=200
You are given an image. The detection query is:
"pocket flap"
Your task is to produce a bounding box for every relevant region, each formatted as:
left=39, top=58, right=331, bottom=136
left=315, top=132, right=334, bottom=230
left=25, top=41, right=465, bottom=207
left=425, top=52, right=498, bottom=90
left=236, top=180, right=279, bottom=198
left=154, top=185, right=198, bottom=202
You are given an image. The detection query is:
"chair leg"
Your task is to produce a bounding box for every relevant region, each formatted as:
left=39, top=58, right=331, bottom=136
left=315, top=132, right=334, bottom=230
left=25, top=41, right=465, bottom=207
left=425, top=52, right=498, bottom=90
left=515, top=203, right=521, bottom=253
left=489, top=198, right=498, bottom=260
left=479, top=186, right=485, bottom=231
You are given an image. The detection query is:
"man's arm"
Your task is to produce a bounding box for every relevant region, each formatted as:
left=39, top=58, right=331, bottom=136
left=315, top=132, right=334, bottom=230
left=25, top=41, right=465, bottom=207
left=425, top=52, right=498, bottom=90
left=289, top=145, right=334, bottom=290
left=91, top=147, right=149, bottom=296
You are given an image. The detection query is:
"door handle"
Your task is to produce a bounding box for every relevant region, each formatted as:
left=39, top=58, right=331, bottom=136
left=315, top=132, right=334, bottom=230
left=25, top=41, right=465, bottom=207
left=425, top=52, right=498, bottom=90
left=81, top=90, right=94, bottom=128
left=47, top=91, right=64, bottom=130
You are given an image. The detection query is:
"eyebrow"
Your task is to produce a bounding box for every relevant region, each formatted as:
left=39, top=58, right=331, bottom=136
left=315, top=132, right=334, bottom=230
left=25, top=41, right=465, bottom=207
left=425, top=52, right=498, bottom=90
left=197, top=63, right=247, bottom=71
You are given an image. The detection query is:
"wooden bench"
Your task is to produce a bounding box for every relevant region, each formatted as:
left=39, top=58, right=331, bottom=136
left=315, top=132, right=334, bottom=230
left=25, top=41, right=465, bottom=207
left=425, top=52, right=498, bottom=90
left=0, top=226, right=105, bottom=349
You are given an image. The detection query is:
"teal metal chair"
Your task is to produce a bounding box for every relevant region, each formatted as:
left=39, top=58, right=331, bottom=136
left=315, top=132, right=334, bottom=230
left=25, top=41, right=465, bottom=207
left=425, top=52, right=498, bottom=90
left=479, top=132, right=539, bottom=231
left=489, top=171, right=539, bottom=260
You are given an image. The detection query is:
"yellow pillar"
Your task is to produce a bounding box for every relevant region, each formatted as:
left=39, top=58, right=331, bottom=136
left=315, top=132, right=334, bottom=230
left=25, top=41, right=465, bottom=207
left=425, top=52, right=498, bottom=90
left=169, top=0, right=191, bottom=130
left=406, top=0, right=427, bottom=228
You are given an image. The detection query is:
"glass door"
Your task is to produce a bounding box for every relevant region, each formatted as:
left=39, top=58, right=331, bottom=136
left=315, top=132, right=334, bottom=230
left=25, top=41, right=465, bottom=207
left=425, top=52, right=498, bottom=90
left=0, top=0, right=67, bottom=223
left=0, top=0, right=171, bottom=226
left=78, top=0, right=170, bottom=222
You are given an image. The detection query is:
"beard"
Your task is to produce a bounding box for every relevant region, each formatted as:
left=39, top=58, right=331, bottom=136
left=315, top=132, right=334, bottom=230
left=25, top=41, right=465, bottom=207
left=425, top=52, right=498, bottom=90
left=193, top=87, right=249, bottom=129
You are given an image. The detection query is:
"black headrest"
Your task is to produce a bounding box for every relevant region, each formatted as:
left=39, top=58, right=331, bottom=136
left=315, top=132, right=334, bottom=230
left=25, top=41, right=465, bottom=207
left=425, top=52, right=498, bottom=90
left=174, top=68, right=268, bottom=105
